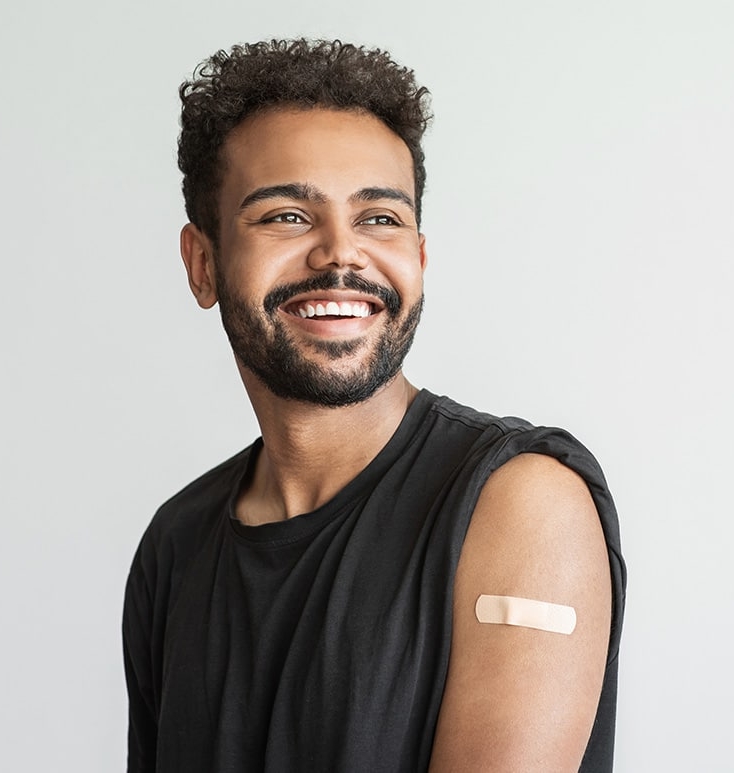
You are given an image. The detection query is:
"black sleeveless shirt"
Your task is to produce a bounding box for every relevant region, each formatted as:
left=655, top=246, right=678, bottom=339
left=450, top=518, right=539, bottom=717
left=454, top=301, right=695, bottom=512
left=124, top=390, right=625, bottom=772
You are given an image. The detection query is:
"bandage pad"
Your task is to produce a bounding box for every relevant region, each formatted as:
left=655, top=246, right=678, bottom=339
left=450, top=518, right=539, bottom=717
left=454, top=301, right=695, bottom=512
left=475, top=594, right=577, bottom=635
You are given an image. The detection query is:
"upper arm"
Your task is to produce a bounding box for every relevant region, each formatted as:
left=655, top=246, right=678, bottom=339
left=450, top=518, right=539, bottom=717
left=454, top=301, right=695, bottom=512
left=123, top=550, right=159, bottom=773
left=429, top=453, right=612, bottom=772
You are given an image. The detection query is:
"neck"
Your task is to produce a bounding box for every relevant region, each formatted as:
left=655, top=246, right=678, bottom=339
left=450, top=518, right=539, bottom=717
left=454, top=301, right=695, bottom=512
left=236, top=371, right=418, bottom=525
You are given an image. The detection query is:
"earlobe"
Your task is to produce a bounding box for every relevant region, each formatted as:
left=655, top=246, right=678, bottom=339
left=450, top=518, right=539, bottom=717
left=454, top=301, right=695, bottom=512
left=180, top=223, right=218, bottom=309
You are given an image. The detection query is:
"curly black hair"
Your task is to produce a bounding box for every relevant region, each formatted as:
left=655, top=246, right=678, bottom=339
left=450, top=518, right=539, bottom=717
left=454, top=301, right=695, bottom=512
left=178, top=39, right=432, bottom=243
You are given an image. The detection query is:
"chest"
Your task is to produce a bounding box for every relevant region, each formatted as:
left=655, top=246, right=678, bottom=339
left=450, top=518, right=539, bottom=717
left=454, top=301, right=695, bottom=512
left=155, top=509, right=459, bottom=771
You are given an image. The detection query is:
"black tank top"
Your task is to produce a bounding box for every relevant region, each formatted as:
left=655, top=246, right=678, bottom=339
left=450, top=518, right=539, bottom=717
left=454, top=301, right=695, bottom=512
left=124, top=390, right=625, bottom=772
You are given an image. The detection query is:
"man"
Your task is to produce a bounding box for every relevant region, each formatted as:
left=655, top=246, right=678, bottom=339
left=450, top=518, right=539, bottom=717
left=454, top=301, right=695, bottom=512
left=123, top=39, right=625, bottom=772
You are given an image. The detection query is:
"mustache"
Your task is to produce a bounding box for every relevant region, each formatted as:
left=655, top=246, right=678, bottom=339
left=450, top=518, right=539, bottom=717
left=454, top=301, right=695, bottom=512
left=263, top=271, right=402, bottom=317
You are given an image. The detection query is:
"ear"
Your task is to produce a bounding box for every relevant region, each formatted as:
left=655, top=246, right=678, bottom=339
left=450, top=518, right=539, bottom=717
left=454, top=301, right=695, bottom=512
left=180, top=223, right=218, bottom=309
left=418, top=233, right=428, bottom=273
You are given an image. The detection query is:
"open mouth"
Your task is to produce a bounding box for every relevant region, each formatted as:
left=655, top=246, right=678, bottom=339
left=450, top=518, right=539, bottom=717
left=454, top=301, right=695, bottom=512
left=284, top=299, right=376, bottom=320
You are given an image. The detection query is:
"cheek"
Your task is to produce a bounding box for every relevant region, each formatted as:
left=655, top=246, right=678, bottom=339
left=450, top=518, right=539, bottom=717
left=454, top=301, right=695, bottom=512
left=370, top=237, right=423, bottom=274
left=231, top=239, right=313, bottom=288
left=384, top=254, right=425, bottom=296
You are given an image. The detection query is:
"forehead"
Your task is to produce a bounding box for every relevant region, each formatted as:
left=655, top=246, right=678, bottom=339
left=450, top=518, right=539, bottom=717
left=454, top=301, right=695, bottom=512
left=219, top=107, right=415, bottom=201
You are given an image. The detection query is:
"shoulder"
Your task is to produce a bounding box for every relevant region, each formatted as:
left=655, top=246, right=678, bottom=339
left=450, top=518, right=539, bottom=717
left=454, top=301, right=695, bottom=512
left=149, top=446, right=251, bottom=538
left=477, top=451, right=601, bottom=536
left=464, top=453, right=608, bottom=594
left=128, top=445, right=254, bottom=586
left=427, top=393, right=605, bottom=479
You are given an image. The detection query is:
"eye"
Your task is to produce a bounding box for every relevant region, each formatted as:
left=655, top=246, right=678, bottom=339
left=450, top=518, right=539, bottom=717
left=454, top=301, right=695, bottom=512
left=359, top=214, right=400, bottom=226
left=261, top=212, right=307, bottom=224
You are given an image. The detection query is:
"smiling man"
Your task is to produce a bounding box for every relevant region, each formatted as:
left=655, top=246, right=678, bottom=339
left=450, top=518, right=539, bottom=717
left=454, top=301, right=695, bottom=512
left=123, top=40, right=625, bottom=772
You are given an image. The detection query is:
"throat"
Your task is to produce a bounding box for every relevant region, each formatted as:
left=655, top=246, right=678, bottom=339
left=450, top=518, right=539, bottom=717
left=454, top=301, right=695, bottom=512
left=237, top=377, right=418, bottom=525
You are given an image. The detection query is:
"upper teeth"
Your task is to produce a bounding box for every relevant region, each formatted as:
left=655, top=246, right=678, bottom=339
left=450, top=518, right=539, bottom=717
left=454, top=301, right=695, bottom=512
left=296, top=301, right=372, bottom=318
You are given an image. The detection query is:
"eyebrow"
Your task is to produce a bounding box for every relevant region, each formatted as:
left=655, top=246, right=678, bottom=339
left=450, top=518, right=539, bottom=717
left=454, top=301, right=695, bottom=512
left=239, top=183, right=327, bottom=210
left=350, top=187, right=415, bottom=212
left=239, top=183, right=415, bottom=212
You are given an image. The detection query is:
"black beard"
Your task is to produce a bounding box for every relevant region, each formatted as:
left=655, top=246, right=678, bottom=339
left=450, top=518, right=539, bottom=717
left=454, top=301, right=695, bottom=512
left=216, top=270, right=423, bottom=408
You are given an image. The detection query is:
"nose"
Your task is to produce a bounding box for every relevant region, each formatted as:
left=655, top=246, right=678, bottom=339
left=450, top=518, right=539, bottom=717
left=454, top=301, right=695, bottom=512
left=306, top=220, right=368, bottom=271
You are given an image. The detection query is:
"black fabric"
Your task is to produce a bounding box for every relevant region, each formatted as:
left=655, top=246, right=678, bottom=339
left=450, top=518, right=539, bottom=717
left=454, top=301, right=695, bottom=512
left=123, top=390, right=626, bottom=772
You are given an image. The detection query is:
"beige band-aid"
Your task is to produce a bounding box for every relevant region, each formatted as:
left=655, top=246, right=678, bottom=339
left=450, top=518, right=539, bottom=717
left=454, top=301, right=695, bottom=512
left=475, top=594, right=577, bottom=635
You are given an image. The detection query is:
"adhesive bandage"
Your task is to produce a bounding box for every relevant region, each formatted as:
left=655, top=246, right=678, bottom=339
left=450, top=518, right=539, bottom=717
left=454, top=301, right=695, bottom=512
left=475, top=594, right=577, bottom=635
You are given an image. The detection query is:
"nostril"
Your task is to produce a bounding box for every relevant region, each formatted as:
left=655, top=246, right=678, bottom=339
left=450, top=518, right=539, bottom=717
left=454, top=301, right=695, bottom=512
left=306, top=238, right=366, bottom=271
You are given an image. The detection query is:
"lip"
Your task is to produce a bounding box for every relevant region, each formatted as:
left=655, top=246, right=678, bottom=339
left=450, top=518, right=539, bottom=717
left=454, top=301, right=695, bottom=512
left=278, top=290, right=384, bottom=339
left=280, top=290, right=385, bottom=315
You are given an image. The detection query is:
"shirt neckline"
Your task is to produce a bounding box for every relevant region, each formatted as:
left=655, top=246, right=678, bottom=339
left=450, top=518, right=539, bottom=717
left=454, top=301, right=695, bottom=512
left=227, top=389, right=438, bottom=544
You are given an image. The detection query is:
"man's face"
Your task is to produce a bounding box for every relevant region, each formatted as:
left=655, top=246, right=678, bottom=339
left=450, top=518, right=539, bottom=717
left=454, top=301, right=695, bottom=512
left=209, top=106, right=426, bottom=407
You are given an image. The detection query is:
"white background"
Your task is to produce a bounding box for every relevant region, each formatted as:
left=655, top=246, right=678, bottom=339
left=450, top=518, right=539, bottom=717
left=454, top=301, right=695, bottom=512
left=2, top=1, right=732, bottom=770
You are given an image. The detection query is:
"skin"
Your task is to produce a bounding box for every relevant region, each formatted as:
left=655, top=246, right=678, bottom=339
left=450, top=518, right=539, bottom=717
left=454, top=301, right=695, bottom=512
left=180, top=106, right=612, bottom=768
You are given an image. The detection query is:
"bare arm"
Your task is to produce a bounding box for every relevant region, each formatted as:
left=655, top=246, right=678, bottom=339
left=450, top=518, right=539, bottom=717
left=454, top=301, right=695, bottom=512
left=429, top=453, right=612, bottom=772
